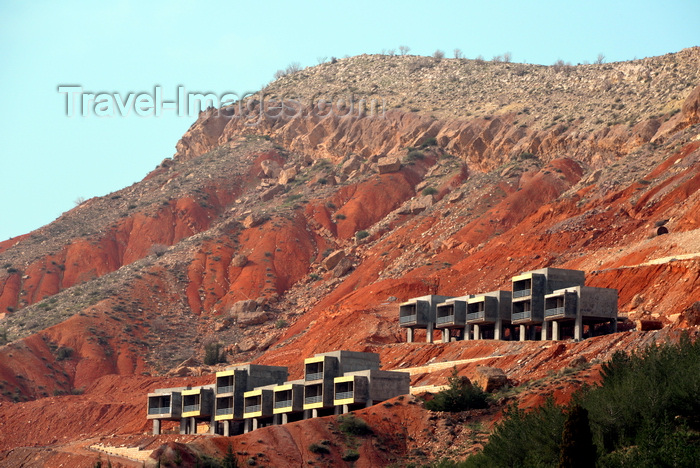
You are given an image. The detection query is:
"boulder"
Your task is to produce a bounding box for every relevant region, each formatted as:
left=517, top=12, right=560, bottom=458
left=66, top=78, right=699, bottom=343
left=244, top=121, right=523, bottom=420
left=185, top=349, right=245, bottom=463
left=410, top=195, right=434, bottom=213
left=278, top=167, right=298, bottom=185
left=473, top=366, right=508, bottom=393
left=231, top=254, right=248, bottom=267
left=260, top=184, right=284, bottom=201
left=341, top=156, right=361, bottom=174
left=332, top=256, right=353, bottom=278
left=635, top=319, right=663, bottom=331
left=377, top=156, right=401, bottom=174
left=322, top=250, right=346, bottom=271
left=681, top=83, right=700, bottom=125
left=260, top=160, right=281, bottom=178
left=237, top=310, right=269, bottom=326
left=229, top=299, right=257, bottom=316
left=243, top=213, right=266, bottom=228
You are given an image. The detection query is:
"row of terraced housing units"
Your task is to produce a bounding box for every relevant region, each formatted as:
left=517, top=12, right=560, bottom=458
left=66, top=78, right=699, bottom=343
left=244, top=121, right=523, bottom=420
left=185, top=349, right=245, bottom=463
left=147, top=351, right=410, bottom=436
left=399, top=268, right=618, bottom=343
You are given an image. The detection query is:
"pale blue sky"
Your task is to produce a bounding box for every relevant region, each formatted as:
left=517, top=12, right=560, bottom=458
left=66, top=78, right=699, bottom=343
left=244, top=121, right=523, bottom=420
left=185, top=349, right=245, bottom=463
left=1, top=0, right=698, bottom=241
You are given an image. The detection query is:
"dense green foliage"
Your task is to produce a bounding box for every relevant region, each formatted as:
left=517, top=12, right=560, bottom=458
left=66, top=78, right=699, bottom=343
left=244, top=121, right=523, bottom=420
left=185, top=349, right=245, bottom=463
left=425, top=367, right=489, bottom=412
left=338, top=414, right=373, bottom=436
left=442, top=334, right=700, bottom=467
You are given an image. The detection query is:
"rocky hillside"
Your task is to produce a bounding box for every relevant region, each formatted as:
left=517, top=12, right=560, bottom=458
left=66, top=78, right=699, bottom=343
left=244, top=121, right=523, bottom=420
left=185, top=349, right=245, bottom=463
left=1, top=48, right=699, bottom=466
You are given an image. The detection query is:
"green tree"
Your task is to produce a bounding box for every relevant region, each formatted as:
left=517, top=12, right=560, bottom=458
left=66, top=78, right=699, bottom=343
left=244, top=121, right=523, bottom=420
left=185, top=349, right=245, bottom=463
left=558, top=404, right=596, bottom=468
left=425, top=367, right=488, bottom=412
left=222, top=444, right=238, bottom=468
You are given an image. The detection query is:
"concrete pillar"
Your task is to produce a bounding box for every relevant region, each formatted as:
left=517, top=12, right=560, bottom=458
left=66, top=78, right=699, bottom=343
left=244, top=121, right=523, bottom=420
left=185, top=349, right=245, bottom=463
left=282, top=413, right=289, bottom=424
left=494, top=318, right=502, bottom=341
left=464, top=324, right=472, bottom=341
left=223, top=421, right=230, bottom=436
left=179, top=419, right=187, bottom=434
left=209, top=415, right=216, bottom=434
left=552, top=321, right=560, bottom=341
left=473, top=324, right=481, bottom=340
left=406, top=327, right=414, bottom=343
left=427, top=322, right=434, bottom=343
left=612, top=318, right=618, bottom=333
left=189, top=417, right=196, bottom=435
left=541, top=321, right=550, bottom=341
left=442, top=328, right=450, bottom=343
left=312, top=409, right=319, bottom=418
left=519, top=324, right=526, bottom=341
left=152, top=419, right=161, bottom=435
left=342, top=404, right=349, bottom=414
left=303, top=410, right=311, bottom=420
left=574, top=314, right=583, bottom=341
left=252, top=418, right=259, bottom=431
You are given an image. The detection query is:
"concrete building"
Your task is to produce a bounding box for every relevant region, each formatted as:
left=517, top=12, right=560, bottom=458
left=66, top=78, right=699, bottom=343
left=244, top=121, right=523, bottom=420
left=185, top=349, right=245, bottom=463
left=399, top=295, right=453, bottom=343
left=147, top=387, right=183, bottom=435
left=214, top=364, right=288, bottom=436
left=272, top=380, right=305, bottom=424
left=435, top=296, right=472, bottom=342
left=466, top=290, right=513, bottom=340
left=242, top=385, right=276, bottom=432
left=180, top=385, right=215, bottom=434
left=303, top=351, right=381, bottom=417
left=543, top=286, right=618, bottom=341
left=333, top=369, right=410, bottom=413
left=511, top=268, right=585, bottom=341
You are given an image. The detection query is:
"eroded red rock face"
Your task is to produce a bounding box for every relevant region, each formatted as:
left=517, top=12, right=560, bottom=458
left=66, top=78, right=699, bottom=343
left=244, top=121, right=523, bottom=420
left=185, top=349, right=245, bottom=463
left=1, top=61, right=700, bottom=467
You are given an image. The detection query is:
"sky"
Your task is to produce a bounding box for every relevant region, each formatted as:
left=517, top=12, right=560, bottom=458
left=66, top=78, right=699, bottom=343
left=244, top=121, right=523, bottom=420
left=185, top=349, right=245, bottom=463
left=1, top=0, right=698, bottom=242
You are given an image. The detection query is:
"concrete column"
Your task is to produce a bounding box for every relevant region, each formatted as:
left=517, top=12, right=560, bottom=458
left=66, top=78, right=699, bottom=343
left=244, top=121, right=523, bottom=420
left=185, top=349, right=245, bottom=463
left=519, top=324, right=526, bottom=341
left=464, top=324, right=472, bottom=341
left=442, top=329, right=450, bottom=343
left=612, top=318, right=618, bottom=333
left=552, top=321, right=560, bottom=341
left=541, top=321, right=550, bottom=341
left=303, top=410, right=311, bottom=420
left=179, top=419, right=187, bottom=434
left=209, top=414, right=216, bottom=434
left=342, top=404, right=349, bottom=414
left=223, top=421, right=230, bottom=436
left=427, top=322, right=434, bottom=343
left=243, top=419, right=250, bottom=433
left=282, top=413, right=289, bottom=424
left=494, top=318, right=502, bottom=341
left=252, top=418, right=259, bottom=431
left=189, top=417, right=196, bottom=435
left=473, top=324, right=481, bottom=340
left=312, top=409, right=319, bottom=418
left=406, top=327, right=414, bottom=343
left=574, top=314, right=583, bottom=341
left=152, top=419, right=161, bottom=435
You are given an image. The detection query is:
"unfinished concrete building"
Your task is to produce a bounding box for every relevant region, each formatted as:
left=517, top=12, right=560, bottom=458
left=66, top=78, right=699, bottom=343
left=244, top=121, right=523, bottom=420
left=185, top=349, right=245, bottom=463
left=543, top=286, right=618, bottom=340
left=399, top=295, right=453, bottom=343
left=272, top=380, right=305, bottom=424
left=466, top=290, right=513, bottom=340
left=333, top=369, right=410, bottom=414
left=242, top=385, right=276, bottom=433
left=180, top=385, right=215, bottom=434
left=435, top=296, right=472, bottom=342
left=147, top=387, right=182, bottom=435
left=511, top=268, right=586, bottom=341
left=303, top=350, right=381, bottom=417
left=214, top=364, right=288, bottom=436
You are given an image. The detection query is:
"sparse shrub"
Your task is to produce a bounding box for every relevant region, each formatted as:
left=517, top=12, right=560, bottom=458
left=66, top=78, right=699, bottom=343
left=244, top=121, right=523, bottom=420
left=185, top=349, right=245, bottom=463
left=355, top=230, right=370, bottom=240
left=502, top=51, right=512, bottom=63
left=406, top=150, right=425, bottom=162
left=338, top=414, right=372, bottom=436
left=519, top=151, right=536, bottom=160
left=150, top=244, right=168, bottom=257
left=432, top=49, right=445, bottom=59
left=309, top=442, right=330, bottom=454
left=422, top=187, right=438, bottom=196
left=453, top=48, right=463, bottom=59
left=317, top=177, right=327, bottom=185
left=309, top=273, right=320, bottom=281
left=399, top=45, right=410, bottom=55
left=420, top=137, right=438, bottom=148
left=56, top=347, right=74, bottom=361
left=342, top=449, right=360, bottom=462
left=275, top=319, right=288, bottom=329
left=424, top=367, right=488, bottom=412
left=335, top=213, right=346, bottom=220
